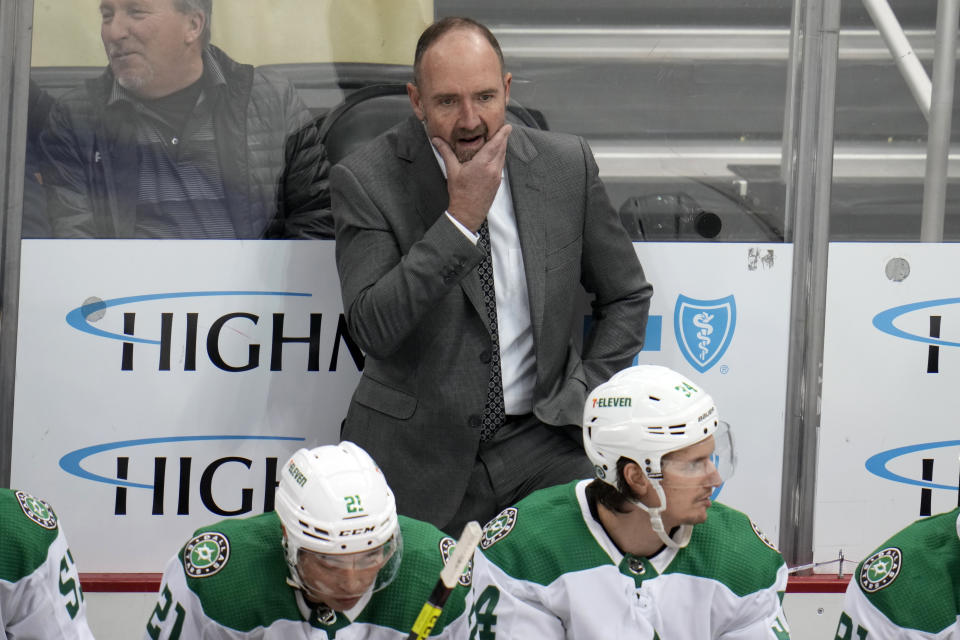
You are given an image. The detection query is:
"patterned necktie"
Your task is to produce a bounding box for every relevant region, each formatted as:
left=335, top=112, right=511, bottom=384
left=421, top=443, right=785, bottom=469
left=476, top=220, right=505, bottom=441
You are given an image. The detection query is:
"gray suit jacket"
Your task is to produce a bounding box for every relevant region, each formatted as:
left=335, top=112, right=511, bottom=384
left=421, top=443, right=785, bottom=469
left=332, top=116, right=652, bottom=526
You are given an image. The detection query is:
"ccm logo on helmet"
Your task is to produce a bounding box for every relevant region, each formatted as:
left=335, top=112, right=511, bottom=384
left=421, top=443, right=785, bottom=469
left=593, top=397, right=632, bottom=408
left=340, top=525, right=377, bottom=536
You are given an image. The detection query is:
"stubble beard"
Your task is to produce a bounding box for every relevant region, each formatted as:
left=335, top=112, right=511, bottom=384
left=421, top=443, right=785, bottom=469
left=108, top=47, right=155, bottom=95
left=453, top=123, right=488, bottom=163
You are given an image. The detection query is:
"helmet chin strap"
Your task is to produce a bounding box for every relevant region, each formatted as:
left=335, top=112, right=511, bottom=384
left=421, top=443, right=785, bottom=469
left=282, top=534, right=308, bottom=592
left=628, top=481, right=692, bottom=550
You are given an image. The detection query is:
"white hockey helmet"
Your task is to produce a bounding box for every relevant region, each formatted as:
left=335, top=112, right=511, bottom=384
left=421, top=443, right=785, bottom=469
left=583, top=365, right=733, bottom=548
left=275, top=442, right=402, bottom=597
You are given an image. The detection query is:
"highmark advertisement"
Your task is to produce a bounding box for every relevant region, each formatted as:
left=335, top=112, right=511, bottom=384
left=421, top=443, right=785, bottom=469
left=12, top=241, right=791, bottom=574
left=12, top=241, right=361, bottom=572
left=816, top=243, right=960, bottom=571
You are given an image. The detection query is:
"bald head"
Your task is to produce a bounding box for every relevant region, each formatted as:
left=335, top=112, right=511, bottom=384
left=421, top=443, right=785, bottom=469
left=412, top=17, right=504, bottom=87
left=406, top=22, right=512, bottom=163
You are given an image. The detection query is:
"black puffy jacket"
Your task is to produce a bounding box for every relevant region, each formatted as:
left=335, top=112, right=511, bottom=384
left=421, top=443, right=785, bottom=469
left=40, top=46, right=331, bottom=239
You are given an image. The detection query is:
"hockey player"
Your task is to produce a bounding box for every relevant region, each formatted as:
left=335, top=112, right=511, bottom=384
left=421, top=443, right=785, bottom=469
left=835, top=507, right=960, bottom=639
left=0, top=488, right=95, bottom=639
left=468, top=364, right=791, bottom=638
left=145, top=442, right=471, bottom=638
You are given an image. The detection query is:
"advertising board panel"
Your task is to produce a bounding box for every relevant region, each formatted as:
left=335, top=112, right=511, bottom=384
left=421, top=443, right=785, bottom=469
left=633, top=243, right=791, bottom=542
left=816, top=243, right=960, bottom=571
left=11, top=240, right=792, bottom=572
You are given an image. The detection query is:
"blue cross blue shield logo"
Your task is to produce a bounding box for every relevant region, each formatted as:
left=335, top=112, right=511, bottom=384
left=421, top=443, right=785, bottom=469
left=674, top=295, right=737, bottom=373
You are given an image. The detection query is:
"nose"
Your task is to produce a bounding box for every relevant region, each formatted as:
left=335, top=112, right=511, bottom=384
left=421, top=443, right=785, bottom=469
left=458, top=100, right=482, bottom=131
left=705, top=460, right=723, bottom=487
left=101, top=14, right=128, bottom=44
left=337, top=568, right=369, bottom=594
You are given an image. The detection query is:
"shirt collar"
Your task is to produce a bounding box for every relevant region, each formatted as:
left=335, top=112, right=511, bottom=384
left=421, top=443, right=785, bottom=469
left=106, top=47, right=227, bottom=107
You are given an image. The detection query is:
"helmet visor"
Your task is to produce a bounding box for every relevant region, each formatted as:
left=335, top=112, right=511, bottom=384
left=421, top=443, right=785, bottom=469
left=296, top=532, right=403, bottom=607
left=659, top=421, right=736, bottom=489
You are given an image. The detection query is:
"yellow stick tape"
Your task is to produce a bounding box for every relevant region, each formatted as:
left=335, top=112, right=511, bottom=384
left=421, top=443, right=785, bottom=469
left=410, top=603, right=443, bottom=639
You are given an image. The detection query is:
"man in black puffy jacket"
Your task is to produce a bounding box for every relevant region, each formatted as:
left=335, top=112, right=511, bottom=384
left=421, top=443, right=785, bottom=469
left=40, top=0, right=330, bottom=239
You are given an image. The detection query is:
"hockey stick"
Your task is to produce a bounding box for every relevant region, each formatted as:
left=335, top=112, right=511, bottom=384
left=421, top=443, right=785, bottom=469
left=407, top=521, right=483, bottom=640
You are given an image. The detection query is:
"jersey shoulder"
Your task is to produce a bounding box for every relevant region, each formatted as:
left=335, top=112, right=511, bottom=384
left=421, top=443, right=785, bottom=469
left=478, top=481, right=612, bottom=586
left=852, top=508, right=960, bottom=633
left=666, top=502, right=785, bottom=597
left=0, top=489, right=61, bottom=583
left=358, top=515, right=468, bottom=635
left=178, top=511, right=300, bottom=632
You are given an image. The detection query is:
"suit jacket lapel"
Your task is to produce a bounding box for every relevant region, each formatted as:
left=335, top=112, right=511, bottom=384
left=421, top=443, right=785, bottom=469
left=398, top=116, right=485, bottom=321
left=397, top=116, right=448, bottom=230
left=506, top=128, right=546, bottom=352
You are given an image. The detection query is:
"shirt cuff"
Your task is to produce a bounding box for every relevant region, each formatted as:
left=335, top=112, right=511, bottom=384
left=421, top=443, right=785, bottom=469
left=446, top=212, right=479, bottom=245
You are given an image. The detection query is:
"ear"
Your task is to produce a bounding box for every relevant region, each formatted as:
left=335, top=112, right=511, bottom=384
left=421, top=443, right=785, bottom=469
left=184, top=10, right=205, bottom=45
left=622, top=461, right=651, bottom=498
left=407, top=82, right=424, bottom=121
left=502, top=71, right=512, bottom=103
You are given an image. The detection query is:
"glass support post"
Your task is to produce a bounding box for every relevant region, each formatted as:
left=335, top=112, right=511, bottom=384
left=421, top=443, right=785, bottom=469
left=779, top=0, right=840, bottom=570
left=0, top=0, right=34, bottom=487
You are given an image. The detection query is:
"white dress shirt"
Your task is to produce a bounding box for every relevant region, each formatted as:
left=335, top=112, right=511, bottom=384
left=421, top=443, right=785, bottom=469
left=433, top=145, right=536, bottom=414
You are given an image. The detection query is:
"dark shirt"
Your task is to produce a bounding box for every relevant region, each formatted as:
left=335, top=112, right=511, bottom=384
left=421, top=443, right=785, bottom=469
left=109, top=59, right=234, bottom=238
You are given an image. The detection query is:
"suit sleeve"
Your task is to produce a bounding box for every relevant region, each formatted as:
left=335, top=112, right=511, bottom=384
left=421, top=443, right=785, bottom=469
left=577, top=137, right=653, bottom=392
left=332, top=162, right=484, bottom=359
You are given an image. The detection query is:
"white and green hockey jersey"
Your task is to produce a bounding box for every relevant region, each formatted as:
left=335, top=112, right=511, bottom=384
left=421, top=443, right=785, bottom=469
left=144, top=512, right=471, bottom=639
left=835, top=507, right=960, bottom=640
left=469, top=480, right=791, bottom=639
left=0, top=489, right=94, bottom=640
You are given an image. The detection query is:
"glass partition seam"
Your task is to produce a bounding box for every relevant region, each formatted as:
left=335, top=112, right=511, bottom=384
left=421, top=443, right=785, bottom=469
left=920, top=0, right=959, bottom=242
left=0, top=0, right=35, bottom=488
left=779, top=0, right=840, bottom=569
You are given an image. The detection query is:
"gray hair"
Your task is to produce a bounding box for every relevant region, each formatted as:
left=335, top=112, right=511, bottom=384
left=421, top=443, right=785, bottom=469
left=174, top=0, right=212, bottom=47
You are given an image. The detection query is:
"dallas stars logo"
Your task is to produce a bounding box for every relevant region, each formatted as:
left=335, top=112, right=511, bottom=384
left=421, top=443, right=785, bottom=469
left=439, top=537, right=473, bottom=586
left=183, top=532, right=230, bottom=578
left=859, top=547, right=902, bottom=593
left=480, top=507, right=517, bottom=550
left=16, top=491, right=58, bottom=529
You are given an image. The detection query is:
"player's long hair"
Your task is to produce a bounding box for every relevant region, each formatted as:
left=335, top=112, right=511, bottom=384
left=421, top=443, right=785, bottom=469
left=586, top=457, right=641, bottom=514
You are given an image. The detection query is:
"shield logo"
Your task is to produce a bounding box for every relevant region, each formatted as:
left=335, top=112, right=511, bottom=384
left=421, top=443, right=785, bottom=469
left=674, top=295, right=737, bottom=373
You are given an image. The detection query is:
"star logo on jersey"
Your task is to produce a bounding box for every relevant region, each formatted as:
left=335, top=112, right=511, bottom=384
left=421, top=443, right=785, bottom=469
left=439, top=536, right=473, bottom=586
left=480, top=507, right=517, bottom=550
left=750, top=521, right=779, bottom=552
left=859, top=547, right=902, bottom=592
left=183, top=532, right=230, bottom=578
left=15, top=490, right=58, bottom=529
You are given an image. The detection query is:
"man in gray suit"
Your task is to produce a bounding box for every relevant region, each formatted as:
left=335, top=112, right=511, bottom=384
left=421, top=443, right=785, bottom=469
left=332, top=17, right=652, bottom=535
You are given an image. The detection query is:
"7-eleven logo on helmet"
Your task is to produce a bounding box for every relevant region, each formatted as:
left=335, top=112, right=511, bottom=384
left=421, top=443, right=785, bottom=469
left=593, top=397, right=632, bottom=408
